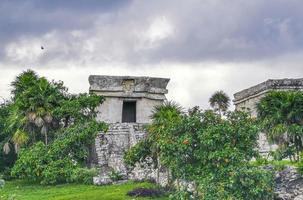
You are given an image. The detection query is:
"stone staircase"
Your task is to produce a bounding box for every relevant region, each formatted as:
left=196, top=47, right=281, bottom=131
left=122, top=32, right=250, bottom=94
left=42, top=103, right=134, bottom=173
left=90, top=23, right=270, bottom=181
left=93, top=123, right=147, bottom=185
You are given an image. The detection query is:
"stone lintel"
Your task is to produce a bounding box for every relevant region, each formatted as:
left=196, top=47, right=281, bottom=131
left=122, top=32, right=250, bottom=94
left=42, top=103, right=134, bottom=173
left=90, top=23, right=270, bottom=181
left=233, top=78, right=303, bottom=105
left=92, top=91, right=167, bottom=100
left=89, top=75, right=170, bottom=96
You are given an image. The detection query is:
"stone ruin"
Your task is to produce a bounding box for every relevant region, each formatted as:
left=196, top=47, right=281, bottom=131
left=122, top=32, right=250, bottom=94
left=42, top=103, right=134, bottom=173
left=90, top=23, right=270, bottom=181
left=273, top=166, right=303, bottom=200
left=88, top=75, right=169, bottom=185
left=233, top=78, right=303, bottom=155
left=89, top=76, right=303, bottom=191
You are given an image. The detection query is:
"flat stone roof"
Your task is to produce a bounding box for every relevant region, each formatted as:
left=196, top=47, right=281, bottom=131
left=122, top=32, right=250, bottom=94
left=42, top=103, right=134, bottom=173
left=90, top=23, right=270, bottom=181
left=89, top=75, right=169, bottom=99
left=234, top=78, right=303, bottom=103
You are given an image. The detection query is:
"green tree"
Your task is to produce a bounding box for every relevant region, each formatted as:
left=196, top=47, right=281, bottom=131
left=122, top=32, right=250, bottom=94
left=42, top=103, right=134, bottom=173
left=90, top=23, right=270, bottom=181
left=1, top=70, right=107, bottom=183
left=257, top=91, right=303, bottom=161
left=4, top=71, right=66, bottom=152
left=125, top=105, right=273, bottom=199
left=209, top=90, right=231, bottom=116
left=11, top=69, right=39, bottom=100
left=11, top=121, right=106, bottom=185
left=124, top=101, right=183, bottom=184
left=0, top=103, right=17, bottom=176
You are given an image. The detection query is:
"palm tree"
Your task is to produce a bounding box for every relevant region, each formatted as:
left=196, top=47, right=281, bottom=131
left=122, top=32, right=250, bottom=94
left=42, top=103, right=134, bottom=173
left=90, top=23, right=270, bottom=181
left=257, top=91, right=303, bottom=161
left=6, top=71, right=62, bottom=150
left=209, top=90, right=230, bottom=116
left=151, top=101, right=183, bottom=123
left=11, top=69, right=39, bottom=99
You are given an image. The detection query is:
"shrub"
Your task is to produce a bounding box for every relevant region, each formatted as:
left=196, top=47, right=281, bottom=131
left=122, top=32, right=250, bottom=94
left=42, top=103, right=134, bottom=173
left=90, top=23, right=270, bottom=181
left=70, top=168, right=98, bottom=184
left=109, top=170, right=123, bottom=181
left=0, top=168, right=13, bottom=181
left=297, top=153, right=303, bottom=175
left=11, top=142, right=47, bottom=182
left=40, top=159, right=76, bottom=185
left=11, top=121, right=106, bottom=185
left=254, top=156, right=269, bottom=166
left=0, top=179, right=5, bottom=189
left=125, top=107, right=275, bottom=199
left=168, top=189, right=192, bottom=200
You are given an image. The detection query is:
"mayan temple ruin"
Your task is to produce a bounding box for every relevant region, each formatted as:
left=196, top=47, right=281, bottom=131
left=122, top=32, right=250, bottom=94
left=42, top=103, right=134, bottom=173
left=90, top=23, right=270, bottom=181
left=234, top=78, right=303, bottom=155
left=89, top=76, right=303, bottom=185
left=88, top=75, right=170, bottom=185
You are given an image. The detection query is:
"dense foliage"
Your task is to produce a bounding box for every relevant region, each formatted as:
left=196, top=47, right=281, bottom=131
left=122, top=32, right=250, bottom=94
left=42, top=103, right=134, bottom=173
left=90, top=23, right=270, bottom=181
left=0, top=178, right=4, bottom=189
left=0, top=103, right=17, bottom=178
left=0, top=70, right=107, bottom=184
left=257, top=91, right=303, bottom=161
left=11, top=121, right=105, bottom=184
left=125, top=102, right=274, bottom=199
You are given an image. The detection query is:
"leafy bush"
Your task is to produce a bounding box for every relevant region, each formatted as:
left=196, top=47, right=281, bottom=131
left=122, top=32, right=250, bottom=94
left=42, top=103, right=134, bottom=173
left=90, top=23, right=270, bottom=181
left=70, top=168, right=98, bottom=184
left=0, top=168, right=14, bottom=181
left=109, top=170, right=123, bottom=181
left=11, top=121, right=106, bottom=185
left=124, top=139, right=155, bottom=169
left=297, top=153, right=303, bottom=175
left=11, top=142, right=47, bottom=182
left=169, top=189, right=192, bottom=200
left=269, top=145, right=297, bottom=161
left=40, top=159, right=76, bottom=185
left=125, top=105, right=275, bottom=199
left=0, top=103, right=17, bottom=176
left=0, top=179, right=5, bottom=189
left=197, top=166, right=274, bottom=200
left=254, top=156, right=269, bottom=166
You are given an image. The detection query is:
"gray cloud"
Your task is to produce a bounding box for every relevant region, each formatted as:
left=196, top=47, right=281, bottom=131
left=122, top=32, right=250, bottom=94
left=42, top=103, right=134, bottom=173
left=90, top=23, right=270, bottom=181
left=0, top=0, right=130, bottom=58
left=0, top=0, right=303, bottom=108
left=1, top=0, right=303, bottom=66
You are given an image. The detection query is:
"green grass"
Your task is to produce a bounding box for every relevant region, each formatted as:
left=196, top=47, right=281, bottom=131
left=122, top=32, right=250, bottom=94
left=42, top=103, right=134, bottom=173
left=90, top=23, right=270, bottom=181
left=251, top=159, right=299, bottom=167
left=251, top=159, right=300, bottom=172
left=0, top=180, right=169, bottom=200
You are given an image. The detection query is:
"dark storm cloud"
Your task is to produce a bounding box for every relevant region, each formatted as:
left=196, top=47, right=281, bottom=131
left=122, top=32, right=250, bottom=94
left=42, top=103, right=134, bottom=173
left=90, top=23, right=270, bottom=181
left=1, top=0, right=303, bottom=66
left=0, top=0, right=130, bottom=55
left=142, top=0, right=303, bottom=63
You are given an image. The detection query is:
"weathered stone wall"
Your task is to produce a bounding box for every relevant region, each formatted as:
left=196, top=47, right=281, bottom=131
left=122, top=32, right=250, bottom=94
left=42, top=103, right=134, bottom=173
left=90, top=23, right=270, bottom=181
left=93, top=123, right=168, bottom=185
left=89, top=75, right=169, bottom=97
left=272, top=166, right=303, bottom=200
left=95, top=123, right=145, bottom=172
left=234, top=78, right=303, bottom=117
left=234, top=93, right=265, bottom=117
left=234, top=78, right=303, bottom=155
left=89, top=75, right=169, bottom=185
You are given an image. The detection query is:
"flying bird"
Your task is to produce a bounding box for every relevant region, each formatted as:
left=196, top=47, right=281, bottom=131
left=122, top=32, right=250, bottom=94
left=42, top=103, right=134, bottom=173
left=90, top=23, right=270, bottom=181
left=41, top=46, right=44, bottom=50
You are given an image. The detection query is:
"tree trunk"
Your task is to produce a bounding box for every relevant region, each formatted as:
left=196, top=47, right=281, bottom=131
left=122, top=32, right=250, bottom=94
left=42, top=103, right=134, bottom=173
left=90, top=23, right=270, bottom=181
left=41, top=124, right=48, bottom=145
left=294, top=135, right=300, bottom=162
left=45, top=132, right=48, bottom=145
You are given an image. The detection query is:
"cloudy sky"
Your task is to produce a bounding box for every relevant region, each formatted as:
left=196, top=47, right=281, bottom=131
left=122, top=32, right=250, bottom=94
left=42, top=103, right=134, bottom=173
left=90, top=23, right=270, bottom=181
left=0, top=0, right=303, bottom=108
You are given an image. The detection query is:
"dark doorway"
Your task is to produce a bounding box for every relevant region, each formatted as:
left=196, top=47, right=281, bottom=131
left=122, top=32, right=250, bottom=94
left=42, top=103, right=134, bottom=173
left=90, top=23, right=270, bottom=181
left=122, top=101, right=136, bottom=123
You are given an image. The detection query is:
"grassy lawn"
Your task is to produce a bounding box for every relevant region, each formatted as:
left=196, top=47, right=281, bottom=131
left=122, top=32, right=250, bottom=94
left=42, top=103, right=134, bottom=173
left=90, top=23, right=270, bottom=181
left=251, top=159, right=299, bottom=167
left=0, top=180, right=169, bottom=200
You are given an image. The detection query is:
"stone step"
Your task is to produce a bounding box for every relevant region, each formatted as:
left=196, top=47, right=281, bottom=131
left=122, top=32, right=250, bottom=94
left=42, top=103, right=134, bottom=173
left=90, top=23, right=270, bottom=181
left=108, top=129, right=130, bottom=132
left=93, top=176, right=112, bottom=185
left=108, top=129, right=129, bottom=131
left=106, top=132, right=129, bottom=135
